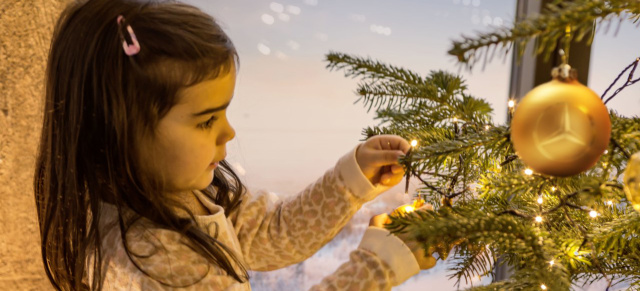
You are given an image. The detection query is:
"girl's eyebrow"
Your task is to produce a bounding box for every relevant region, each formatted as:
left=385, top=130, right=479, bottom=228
left=192, top=101, right=231, bottom=117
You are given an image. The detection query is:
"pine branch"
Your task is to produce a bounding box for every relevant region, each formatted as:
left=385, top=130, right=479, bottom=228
left=325, top=51, right=425, bottom=85
left=449, top=0, right=640, bottom=68
left=386, top=207, right=571, bottom=290
left=449, top=246, right=495, bottom=287
left=326, top=46, right=640, bottom=289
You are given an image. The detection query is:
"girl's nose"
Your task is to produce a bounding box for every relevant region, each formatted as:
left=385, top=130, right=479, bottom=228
left=218, top=119, right=235, bottom=145
left=226, top=124, right=236, bottom=142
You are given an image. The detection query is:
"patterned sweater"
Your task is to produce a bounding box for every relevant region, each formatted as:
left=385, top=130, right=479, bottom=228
left=93, top=146, right=420, bottom=290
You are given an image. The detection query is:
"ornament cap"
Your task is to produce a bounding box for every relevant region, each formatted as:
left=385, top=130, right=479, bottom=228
left=551, top=64, right=578, bottom=82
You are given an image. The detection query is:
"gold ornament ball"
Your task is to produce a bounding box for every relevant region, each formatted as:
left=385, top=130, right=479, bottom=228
left=510, top=78, right=611, bottom=177
left=624, top=152, right=640, bottom=213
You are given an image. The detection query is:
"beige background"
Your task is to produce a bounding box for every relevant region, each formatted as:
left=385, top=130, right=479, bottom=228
left=0, top=0, right=70, bottom=290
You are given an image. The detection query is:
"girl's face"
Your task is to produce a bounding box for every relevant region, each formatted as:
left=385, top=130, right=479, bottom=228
left=141, top=65, right=236, bottom=193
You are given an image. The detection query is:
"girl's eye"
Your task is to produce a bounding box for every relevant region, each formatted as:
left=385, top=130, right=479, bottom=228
left=197, top=116, right=217, bottom=130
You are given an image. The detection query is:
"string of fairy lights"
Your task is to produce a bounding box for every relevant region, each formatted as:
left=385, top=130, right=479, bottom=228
left=396, top=96, right=619, bottom=290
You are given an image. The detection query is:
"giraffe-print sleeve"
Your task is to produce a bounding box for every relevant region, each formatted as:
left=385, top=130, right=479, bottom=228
left=310, top=249, right=395, bottom=291
left=229, top=145, right=389, bottom=271
left=309, top=226, right=421, bottom=290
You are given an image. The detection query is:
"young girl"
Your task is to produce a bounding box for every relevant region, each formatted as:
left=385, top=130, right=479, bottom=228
left=34, top=0, right=436, bottom=290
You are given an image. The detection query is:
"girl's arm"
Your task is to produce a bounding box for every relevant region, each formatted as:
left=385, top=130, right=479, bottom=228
left=308, top=226, right=421, bottom=290
left=229, top=144, right=389, bottom=270
left=94, top=224, right=421, bottom=290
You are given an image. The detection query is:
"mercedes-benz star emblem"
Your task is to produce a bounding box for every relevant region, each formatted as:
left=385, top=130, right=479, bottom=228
left=533, top=102, right=593, bottom=162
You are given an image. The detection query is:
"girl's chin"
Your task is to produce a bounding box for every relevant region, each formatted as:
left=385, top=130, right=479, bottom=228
left=207, top=162, right=219, bottom=170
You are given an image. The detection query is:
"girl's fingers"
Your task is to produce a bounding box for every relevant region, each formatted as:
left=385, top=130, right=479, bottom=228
left=391, top=164, right=404, bottom=174
left=417, top=253, right=437, bottom=270
left=418, top=203, right=433, bottom=211
left=372, top=135, right=410, bottom=152
left=369, top=213, right=389, bottom=227
left=365, top=150, right=406, bottom=167
left=380, top=172, right=404, bottom=186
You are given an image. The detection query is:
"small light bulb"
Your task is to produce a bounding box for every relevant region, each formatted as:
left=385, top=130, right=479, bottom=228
left=537, top=196, right=543, bottom=204
left=524, top=168, right=533, bottom=176
left=485, top=125, right=490, bottom=130
left=508, top=100, right=515, bottom=108
left=541, top=284, right=547, bottom=290
left=607, top=200, right=613, bottom=206
left=453, top=117, right=458, bottom=122
left=604, top=150, right=609, bottom=154
left=401, top=205, right=415, bottom=213
left=411, top=140, right=418, bottom=147
left=589, top=210, right=598, bottom=218
left=551, top=186, right=556, bottom=192
left=535, top=216, right=543, bottom=223
left=549, top=260, right=554, bottom=266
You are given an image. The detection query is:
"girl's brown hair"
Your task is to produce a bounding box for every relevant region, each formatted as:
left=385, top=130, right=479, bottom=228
left=34, top=0, right=247, bottom=289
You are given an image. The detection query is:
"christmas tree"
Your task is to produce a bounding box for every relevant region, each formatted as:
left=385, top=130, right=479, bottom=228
left=326, top=1, right=640, bottom=290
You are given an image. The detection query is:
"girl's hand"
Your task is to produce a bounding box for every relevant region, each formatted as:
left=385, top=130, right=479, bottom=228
left=369, top=209, right=437, bottom=270
left=356, top=135, right=411, bottom=186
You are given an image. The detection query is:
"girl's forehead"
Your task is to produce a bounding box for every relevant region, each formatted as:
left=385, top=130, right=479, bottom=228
left=177, top=69, right=236, bottom=107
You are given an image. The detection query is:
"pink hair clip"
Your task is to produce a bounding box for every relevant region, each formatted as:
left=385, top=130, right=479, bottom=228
left=117, top=15, right=141, bottom=56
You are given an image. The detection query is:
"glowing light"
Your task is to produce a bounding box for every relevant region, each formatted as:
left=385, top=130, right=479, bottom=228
left=524, top=168, right=533, bottom=176
left=482, top=15, right=492, bottom=26
left=453, top=117, right=458, bottom=123
left=604, top=150, right=609, bottom=154
left=270, top=2, right=284, bottom=13
left=314, top=33, right=329, bottom=41
left=537, top=196, right=543, bottom=204
left=400, top=205, right=415, bottom=213
left=370, top=24, right=392, bottom=36
left=278, top=13, right=290, bottom=22
left=535, top=216, right=543, bottom=223
left=411, top=140, right=418, bottom=147
left=471, top=14, right=481, bottom=25
left=257, top=43, right=271, bottom=55
left=485, top=125, right=490, bottom=130
left=541, top=284, right=547, bottom=290
left=493, top=17, right=503, bottom=26
left=286, top=40, right=300, bottom=50
left=261, top=14, right=275, bottom=25
left=508, top=100, right=515, bottom=108
left=231, top=162, right=246, bottom=176
left=275, top=51, right=287, bottom=59
left=286, top=5, right=301, bottom=15
left=589, top=210, right=598, bottom=218
left=551, top=186, right=556, bottom=192
left=549, top=260, right=555, bottom=266
left=607, top=200, right=613, bottom=206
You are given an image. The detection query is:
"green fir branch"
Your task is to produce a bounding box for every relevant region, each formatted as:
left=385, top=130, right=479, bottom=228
left=326, top=49, right=640, bottom=289
left=449, top=0, right=640, bottom=68
left=325, top=51, right=425, bottom=85
left=386, top=207, right=571, bottom=290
